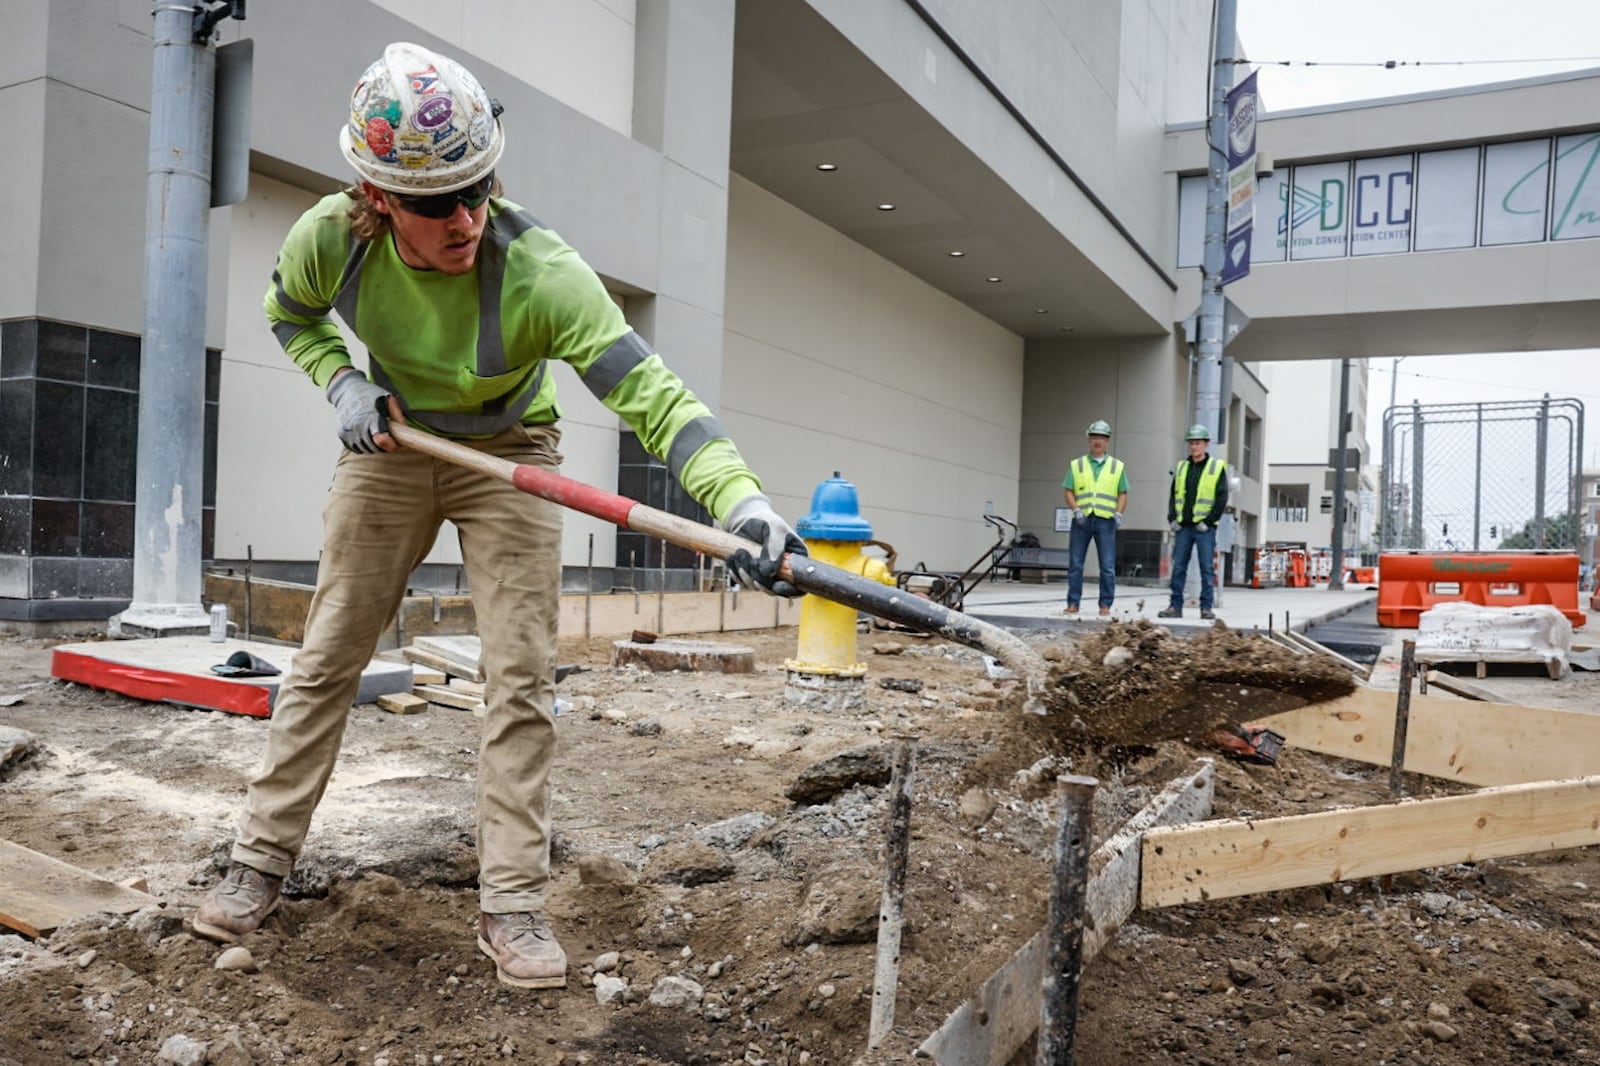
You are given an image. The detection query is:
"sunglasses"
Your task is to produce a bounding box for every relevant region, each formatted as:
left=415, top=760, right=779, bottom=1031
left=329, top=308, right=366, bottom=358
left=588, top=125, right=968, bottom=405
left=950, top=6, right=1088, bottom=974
left=388, top=174, right=496, bottom=219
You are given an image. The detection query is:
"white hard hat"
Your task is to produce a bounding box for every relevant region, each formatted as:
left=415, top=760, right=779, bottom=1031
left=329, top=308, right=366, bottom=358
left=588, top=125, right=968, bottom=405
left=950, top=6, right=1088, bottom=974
left=338, top=42, right=505, bottom=194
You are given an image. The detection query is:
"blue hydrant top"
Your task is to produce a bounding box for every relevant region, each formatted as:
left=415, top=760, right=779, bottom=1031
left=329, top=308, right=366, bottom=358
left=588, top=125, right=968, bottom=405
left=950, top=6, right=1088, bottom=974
left=795, top=473, right=873, bottom=541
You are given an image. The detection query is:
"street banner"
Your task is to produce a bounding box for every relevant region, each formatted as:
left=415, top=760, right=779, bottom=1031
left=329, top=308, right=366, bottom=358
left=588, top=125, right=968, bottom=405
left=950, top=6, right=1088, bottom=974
left=1222, top=71, right=1258, bottom=286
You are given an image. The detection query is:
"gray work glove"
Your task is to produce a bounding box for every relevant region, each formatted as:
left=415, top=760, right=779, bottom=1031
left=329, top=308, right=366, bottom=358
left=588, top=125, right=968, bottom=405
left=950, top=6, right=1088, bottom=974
left=326, top=371, right=392, bottom=454
left=1196, top=520, right=1211, bottom=534
left=723, top=493, right=807, bottom=598
left=1113, top=512, right=1124, bottom=528
left=1169, top=520, right=1182, bottom=533
left=1071, top=508, right=1085, bottom=527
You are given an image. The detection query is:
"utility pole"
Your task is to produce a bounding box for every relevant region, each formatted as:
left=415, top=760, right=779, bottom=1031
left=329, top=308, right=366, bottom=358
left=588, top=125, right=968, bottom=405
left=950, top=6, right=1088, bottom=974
left=1329, top=359, right=1351, bottom=590
left=1193, top=0, right=1239, bottom=434
left=114, top=1, right=245, bottom=638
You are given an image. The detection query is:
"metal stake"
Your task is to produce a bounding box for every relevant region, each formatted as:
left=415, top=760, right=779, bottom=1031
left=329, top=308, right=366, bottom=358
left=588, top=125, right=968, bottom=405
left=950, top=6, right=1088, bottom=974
left=243, top=544, right=253, bottom=641
left=870, top=739, right=917, bottom=1049
left=1038, top=774, right=1098, bottom=1066
left=657, top=538, right=667, bottom=634
left=585, top=532, right=594, bottom=641
left=1390, top=639, right=1417, bottom=796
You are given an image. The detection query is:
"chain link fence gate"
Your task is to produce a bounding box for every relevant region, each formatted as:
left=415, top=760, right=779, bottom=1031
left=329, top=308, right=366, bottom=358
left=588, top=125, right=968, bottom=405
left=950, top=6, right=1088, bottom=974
left=1378, top=397, right=1585, bottom=553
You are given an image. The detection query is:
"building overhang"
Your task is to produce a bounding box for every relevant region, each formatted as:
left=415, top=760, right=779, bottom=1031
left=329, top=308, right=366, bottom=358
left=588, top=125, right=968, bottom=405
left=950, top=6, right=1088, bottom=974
left=729, top=0, right=1176, bottom=341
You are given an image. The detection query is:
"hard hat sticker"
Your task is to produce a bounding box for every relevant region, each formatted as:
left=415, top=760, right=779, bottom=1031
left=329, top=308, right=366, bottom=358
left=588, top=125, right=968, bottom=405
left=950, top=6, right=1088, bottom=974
left=415, top=95, right=454, bottom=130
left=364, top=116, right=395, bottom=160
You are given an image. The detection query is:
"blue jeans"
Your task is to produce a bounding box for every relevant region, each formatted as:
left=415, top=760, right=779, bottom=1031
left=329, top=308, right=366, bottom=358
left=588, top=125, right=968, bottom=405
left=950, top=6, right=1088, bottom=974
left=1067, top=514, right=1117, bottom=608
left=1169, top=524, right=1217, bottom=611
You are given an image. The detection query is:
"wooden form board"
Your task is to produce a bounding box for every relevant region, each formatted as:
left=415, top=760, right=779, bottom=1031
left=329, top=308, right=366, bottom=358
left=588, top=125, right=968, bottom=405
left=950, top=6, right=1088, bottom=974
left=1141, top=775, right=1600, bottom=908
left=0, top=840, right=156, bottom=937
left=917, top=761, right=1215, bottom=1066
left=1248, top=686, right=1600, bottom=787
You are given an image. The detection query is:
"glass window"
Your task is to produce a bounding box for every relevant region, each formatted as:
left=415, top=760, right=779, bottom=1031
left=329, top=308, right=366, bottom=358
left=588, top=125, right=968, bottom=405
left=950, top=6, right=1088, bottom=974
left=1254, top=172, right=1289, bottom=262
left=1351, top=154, right=1413, bottom=255
left=1413, top=147, right=1479, bottom=251
left=1551, top=131, right=1600, bottom=241
left=1481, top=139, right=1550, bottom=246
left=1289, top=162, right=1350, bottom=259
left=1177, top=175, right=1206, bottom=268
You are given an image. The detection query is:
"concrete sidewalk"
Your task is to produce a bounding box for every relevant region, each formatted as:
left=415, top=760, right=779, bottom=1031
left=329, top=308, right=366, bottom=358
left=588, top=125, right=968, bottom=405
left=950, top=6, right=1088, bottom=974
left=959, top=577, right=1377, bottom=635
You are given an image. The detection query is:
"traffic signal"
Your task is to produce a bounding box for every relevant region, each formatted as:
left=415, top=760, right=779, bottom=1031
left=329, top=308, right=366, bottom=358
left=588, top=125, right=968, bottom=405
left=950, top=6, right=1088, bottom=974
left=1442, top=522, right=1449, bottom=537
left=1490, top=524, right=1498, bottom=538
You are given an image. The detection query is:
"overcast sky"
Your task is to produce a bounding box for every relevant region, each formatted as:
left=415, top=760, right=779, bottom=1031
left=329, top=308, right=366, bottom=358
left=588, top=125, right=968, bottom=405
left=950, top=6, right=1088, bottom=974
left=1235, top=0, right=1600, bottom=469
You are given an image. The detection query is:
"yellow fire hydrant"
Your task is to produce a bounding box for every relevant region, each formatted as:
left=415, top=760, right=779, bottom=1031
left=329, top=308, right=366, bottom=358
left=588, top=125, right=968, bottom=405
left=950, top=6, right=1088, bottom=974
left=785, top=474, right=894, bottom=710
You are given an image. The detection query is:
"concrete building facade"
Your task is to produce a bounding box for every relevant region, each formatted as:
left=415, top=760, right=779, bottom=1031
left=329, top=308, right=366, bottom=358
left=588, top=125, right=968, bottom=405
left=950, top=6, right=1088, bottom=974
left=2, top=0, right=1597, bottom=621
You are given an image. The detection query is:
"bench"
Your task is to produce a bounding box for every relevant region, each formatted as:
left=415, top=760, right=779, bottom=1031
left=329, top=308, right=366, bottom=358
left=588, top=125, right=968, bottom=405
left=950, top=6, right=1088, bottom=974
left=994, top=546, right=1074, bottom=573
left=993, top=545, right=1075, bottom=583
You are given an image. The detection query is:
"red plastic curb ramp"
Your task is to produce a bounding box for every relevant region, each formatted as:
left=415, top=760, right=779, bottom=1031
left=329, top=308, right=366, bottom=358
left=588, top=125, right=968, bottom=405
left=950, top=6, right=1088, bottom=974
left=50, top=647, right=273, bottom=718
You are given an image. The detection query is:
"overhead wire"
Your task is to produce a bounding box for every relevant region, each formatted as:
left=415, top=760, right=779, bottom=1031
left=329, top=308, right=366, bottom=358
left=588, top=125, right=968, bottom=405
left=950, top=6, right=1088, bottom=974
left=1228, top=56, right=1600, bottom=69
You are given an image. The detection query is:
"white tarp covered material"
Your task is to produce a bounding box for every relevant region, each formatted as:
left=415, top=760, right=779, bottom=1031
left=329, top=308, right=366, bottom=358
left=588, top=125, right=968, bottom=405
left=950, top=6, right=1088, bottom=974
left=1414, top=602, right=1574, bottom=675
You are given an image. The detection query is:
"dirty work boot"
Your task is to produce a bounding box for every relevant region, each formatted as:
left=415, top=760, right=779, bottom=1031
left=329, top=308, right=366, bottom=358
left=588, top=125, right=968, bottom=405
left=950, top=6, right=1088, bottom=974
left=1098, top=606, right=1112, bottom=617
left=1200, top=609, right=1217, bottom=620
left=1063, top=604, right=1079, bottom=616
left=478, top=912, right=568, bottom=989
left=192, top=863, right=282, bottom=943
left=1157, top=607, right=1182, bottom=619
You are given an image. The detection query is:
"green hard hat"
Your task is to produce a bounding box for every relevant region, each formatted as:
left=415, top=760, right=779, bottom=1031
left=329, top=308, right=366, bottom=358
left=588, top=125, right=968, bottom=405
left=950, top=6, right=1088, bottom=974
left=1185, top=424, right=1211, bottom=441
left=1086, top=420, right=1112, bottom=437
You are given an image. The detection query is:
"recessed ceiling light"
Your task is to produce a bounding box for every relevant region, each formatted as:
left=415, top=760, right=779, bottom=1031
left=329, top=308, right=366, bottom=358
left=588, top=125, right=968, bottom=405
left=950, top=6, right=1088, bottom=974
left=948, top=250, right=965, bottom=257
left=1059, top=326, right=1075, bottom=332
left=877, top=203, right=896, bottom=211
left=1034, top=308, right=1048, bottom=314
left=986, top=276, right=1002, bottom=283
left=816, top=163, right=837, bottom=172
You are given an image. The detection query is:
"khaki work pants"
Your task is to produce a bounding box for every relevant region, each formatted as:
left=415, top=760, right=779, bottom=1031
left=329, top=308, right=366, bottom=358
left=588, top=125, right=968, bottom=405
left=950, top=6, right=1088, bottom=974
left=233, top=424, right=563, bottom=914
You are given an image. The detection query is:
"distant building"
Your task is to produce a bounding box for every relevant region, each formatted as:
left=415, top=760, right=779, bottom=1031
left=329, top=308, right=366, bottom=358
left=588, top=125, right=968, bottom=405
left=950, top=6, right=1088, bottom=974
left=1261, top=360, right=1375, bottom=560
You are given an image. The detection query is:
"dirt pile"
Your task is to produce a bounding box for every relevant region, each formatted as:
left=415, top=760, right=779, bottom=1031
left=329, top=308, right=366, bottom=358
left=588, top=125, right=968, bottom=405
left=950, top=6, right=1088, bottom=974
left=1039, top=620, right=1359, bottom=745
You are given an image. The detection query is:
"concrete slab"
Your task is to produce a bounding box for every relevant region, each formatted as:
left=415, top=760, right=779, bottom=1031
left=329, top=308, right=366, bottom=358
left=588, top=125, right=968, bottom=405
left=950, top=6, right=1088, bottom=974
left=958, top=578, right=1378, bottom=638
left=50, top=637, right=412, bottom=718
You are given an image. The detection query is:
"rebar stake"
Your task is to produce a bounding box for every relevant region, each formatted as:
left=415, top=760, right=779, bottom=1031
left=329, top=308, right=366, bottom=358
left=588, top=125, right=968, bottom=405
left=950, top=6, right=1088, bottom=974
left=1390, top=639, right=1417, bottom=796
left=869, top=738, right=917, bottom=1049
left=1038, top=774, right=1098, bottom=1066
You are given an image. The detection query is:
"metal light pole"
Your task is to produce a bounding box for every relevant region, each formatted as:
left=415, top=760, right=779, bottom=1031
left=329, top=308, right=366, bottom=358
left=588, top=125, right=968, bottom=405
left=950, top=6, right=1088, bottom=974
left=114, top=1, right=245, bottom=638
left=1329, top=359, right=1351, bottom=589
left=1193, top=0, right=1239, bottom=434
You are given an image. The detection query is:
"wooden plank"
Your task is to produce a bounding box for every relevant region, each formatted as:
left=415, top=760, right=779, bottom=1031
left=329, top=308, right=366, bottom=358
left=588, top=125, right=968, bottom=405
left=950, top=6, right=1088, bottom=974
left=1422, top=670, right=1509, bottom=703
left=1286, top=630, right=1370, bottom=678
left=918, top=761, right=1215, bottom=1066
left=413, top=684, right=486, bottom=712
left=377, top=692, right=429, bottom=715
left=409, top=666, right=447, bottom=686
left=400, top=647, right=485, bottom=685
left=0, top=840, right=156, bottom=937
left=1248, top=686, right=1600, bottom=787
left=411, top=635, right=483, bottom=675
left=1141, top=775, right=1600, bottom=908
left=447, top=677, right=487, bottom=697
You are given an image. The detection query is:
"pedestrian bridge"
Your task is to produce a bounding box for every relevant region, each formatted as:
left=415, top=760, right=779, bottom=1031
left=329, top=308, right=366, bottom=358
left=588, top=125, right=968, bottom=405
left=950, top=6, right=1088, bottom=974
left=1167, top=69, right=1600, bottom=360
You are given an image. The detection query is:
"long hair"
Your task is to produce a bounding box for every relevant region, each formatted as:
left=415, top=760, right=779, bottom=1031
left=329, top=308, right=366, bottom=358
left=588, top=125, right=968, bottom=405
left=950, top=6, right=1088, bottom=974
left=343, top=176, right=506, bottom=243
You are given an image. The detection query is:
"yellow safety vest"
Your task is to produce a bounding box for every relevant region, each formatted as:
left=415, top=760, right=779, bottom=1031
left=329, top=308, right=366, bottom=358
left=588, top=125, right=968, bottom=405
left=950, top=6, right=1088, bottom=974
left=1070, top=456, right=1125, bottom=519
left=1172, top=457, right=1226, bottom=520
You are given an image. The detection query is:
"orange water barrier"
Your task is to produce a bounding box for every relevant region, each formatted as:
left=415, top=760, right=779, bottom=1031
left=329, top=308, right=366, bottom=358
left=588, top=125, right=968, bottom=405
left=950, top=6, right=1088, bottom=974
left=1376, top=551, right=1583, bottom=629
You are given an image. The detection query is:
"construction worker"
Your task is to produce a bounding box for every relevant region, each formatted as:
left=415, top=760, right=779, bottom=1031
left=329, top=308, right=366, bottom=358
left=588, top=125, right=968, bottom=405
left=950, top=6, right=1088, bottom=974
left=1061, top=420, right=1127, bottom=616
left=1159, top=425, right=1229, bottom=621
left=191, top=43, right=806, bottom=990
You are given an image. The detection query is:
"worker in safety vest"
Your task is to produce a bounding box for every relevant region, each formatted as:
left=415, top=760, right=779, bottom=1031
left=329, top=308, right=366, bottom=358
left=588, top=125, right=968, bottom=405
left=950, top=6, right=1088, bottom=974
left=1159, top=424, right=1229, bottom=621
left=1061, top=420, right=1128, bottom=616
left=192, top=42, right=806, bottom=990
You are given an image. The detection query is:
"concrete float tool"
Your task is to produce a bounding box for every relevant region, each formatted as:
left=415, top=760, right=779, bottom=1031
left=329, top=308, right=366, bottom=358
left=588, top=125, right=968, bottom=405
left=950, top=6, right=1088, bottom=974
left=389, top=424, right=1051, bottom=712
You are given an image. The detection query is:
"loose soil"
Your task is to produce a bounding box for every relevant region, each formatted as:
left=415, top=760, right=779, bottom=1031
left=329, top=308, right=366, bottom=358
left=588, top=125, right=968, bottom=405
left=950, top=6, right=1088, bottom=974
left=0, top=622, right=1596, bottom=1066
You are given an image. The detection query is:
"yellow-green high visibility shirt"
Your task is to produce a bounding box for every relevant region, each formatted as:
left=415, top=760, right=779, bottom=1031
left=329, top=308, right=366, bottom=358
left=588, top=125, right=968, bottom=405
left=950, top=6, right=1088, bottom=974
left=265, top=191, right=760, bottom=522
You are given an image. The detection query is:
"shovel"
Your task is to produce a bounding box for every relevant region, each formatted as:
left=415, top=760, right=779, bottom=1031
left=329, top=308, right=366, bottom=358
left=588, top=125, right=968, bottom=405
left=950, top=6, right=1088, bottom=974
left=388, top=424, right=1051, bottom=711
